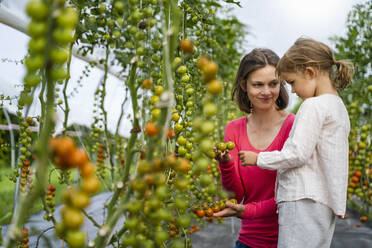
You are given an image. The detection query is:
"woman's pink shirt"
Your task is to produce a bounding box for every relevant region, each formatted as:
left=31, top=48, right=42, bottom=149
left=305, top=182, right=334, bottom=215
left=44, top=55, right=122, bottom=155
left=219, top=114, right=295, bottom=248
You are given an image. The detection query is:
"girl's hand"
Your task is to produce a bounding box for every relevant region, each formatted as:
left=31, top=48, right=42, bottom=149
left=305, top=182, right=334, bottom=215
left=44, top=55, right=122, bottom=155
left=214, top=147, right=231, bottom=163
left=213, top=201, right=245, bottom=217
left=238, top=151, right=258, bottom=166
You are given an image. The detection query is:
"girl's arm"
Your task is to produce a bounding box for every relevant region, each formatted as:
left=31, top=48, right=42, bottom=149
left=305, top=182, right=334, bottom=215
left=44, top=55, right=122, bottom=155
left=239, top=197, right=277, bottom=219
left=258, top=100, right=325, bottom=170
left=218, top=123, right=245, bottom=203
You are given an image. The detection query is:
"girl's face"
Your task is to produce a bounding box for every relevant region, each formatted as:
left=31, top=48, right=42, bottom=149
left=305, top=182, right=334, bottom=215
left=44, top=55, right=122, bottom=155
left=281, top=70, right=317, bottom=100
left=242, top=65, right=280, bottom=112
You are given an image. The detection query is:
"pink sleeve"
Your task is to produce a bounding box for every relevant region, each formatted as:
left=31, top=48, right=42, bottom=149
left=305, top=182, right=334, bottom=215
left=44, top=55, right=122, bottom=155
left=218, top=122, right=245, bottom=203
left=240, top=197, right=277, bottom=219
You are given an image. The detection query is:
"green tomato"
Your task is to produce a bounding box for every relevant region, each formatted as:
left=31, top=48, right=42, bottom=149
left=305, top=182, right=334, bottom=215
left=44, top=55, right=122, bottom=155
left=28, top=38, right=46, bottom=54
left=155, top=230, right=169, bottom=245
left=171, top=241, right=184, bottom=248
left=66, top=230, right=85, bottom=248
left=200, top=139, right=213, bottom=153
left=98, top=3, right=106, bottom=14
left=182, top=74, right=191, bottom=83
left=172, top=113, right=180, bottom=122
left=24, top=73, right=41, bottom=87
left=175, top=197, right=189, bottom=210
left=226, top=141, right=235, bottom=150
left=151, top=108, right=161, bottom=120
left=114, top=1, right=124, bottom=12
left=50, top=66, right=67, bottom=81
left=136, top=46, right=146, bottom=56
left=28, top=21, right=47, bottom=38
left=122, top=233, right=137, bottom=246
left=176, top=214, right=191, bottom=228
left=151, top=40, right=161, bottom=50
left=26, top=0, right=48, bottom=20
left=124, top=217, right=139, bottom=231
left=203, top=103, right=217, bottom=117
left=178, top=146, right=187, bottom=156
left=186, top=87, right=194, bottom=95
left=135, top=31, right=146, bottom=41
left=177, top=65, right=187, bottom=74
left=155, top=185, right=168, bottom=200
left=217, top=142, right=227, bottom=151
left=25, top=55, right=44, bottom=72
left=199, top=174, right=213, bottom=187
left=156, top=208, right=173, bottom=221
left=172, top=57, right=182, bottom=67
left=201, top=121, right=215, bottom=135
left=177, top=136, right=187, bottom=146
left=50, top=48, right=69, bottom=64
left=144, top=7, right=153, bottom=17
left=152, top=54, right=161, bottom=62
left=149, top=18, right=156, bottom=27
left=112, top=30, right=121, bottom=39
left=57, top=8, right=78, bottom=28
left=174, top=123, right=183, bottom=132
left=53, top=28, right=75, bottom=45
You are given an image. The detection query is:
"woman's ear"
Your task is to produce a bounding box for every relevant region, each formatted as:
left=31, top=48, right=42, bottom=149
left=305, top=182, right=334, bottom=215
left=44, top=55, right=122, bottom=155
left=305, top=67, right=317, bottom=79
left=240, top=79, right=247, bottom=92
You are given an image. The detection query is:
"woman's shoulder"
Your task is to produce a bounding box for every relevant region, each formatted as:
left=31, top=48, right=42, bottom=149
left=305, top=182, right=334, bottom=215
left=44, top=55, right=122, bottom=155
left=285, top=112, right=296, bottom=124
left=226, top=115, right=247, bottom=128
left=280, top=112, right=295, bottom=131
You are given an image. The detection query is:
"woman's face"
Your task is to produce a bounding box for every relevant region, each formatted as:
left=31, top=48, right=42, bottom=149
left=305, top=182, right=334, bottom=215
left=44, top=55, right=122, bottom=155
left=242, top=65, right=280, bottom=112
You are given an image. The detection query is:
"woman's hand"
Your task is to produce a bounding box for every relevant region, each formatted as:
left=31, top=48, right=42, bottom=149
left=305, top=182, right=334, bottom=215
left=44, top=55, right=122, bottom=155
left=213, top=201, right=245, bottom=217
left=214, top=147, right=231, bottom=163
left=238, top=151, right=258, bottom=166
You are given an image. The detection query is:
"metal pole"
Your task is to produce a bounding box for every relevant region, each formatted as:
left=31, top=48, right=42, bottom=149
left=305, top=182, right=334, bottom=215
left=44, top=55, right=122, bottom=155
left=2, top=108, right=15, bottom=170
left=0, top=7, right=126, bottom=81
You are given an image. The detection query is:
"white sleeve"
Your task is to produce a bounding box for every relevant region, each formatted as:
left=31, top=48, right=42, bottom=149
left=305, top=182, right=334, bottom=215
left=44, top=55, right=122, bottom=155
left=257, top=99, right=325, bottom=170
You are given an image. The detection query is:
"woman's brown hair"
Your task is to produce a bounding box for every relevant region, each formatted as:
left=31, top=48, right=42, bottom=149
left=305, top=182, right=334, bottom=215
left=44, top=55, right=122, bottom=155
left=232, top=48, right=288, bottom=114
left=276, top=37, right=354, bottom=90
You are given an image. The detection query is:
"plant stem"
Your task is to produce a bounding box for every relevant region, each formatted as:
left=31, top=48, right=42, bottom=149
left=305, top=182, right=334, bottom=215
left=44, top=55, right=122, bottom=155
left=82, top=209, right=101, bottom=228
left=62, top=43, right=73, bottom=135
left=5, top=67, right=56, bottom=248
left=106, top=63, right=138, bottom=218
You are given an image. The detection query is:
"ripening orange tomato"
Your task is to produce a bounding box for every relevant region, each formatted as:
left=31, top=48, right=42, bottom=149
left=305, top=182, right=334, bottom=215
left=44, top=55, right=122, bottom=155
left=197, top=56, right=210, bottom=70
left=81, top=176, right=100, bottom=195
left=50, top=136, right=75, bottom=157
left=145, top=122, right=159, bottom=136
left=167, top=129, right=175, bottom=139
left=69, top=148, right=89, bottom=168
left=180, top=39, right=194, bottom=53
left=141, top=79, right=153, bottom=89
left=360, top=216, right=368, bottom=222
left=80, top=162, right=95, bottom=178
left=202, top=61, right=218, bottom=82
left=205, top=208, right=214, bottom=217
left=195, top=209, right=205, bottom=218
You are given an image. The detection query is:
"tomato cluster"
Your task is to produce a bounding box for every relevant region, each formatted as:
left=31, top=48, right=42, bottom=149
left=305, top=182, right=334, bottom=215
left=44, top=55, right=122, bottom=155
left=96, top=143, right=107, bottom=178
left=43, top=184, right=56, bottom=221
left=17, top=227, right=29, bottom=248
left=16, top=117, right=36, bottom=192
left=50, top=136, right=100, bottom=248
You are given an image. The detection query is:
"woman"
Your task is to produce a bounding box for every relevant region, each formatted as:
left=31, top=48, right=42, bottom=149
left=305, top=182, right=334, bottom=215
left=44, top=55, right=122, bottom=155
left=214, top=48, right=295, bottom=248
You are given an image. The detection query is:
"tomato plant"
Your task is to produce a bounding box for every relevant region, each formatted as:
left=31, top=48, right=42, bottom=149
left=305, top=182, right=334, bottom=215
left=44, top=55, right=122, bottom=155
left=1, top=0, right=250, bottom=247
left=332, top=1, right=372, bottom=221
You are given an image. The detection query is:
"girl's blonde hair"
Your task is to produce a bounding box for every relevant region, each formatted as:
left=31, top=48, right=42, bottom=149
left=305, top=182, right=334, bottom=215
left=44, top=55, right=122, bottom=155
left=277, top=37, right=354, bottom=90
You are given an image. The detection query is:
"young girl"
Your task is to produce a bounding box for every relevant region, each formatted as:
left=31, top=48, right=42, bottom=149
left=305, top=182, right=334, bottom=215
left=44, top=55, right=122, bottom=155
left=239, top=37, right=353, bottom=248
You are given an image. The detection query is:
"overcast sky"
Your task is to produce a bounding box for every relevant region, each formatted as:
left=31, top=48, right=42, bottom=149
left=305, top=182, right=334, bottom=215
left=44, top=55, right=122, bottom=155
left=0, top=0, right=367, bottom=136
